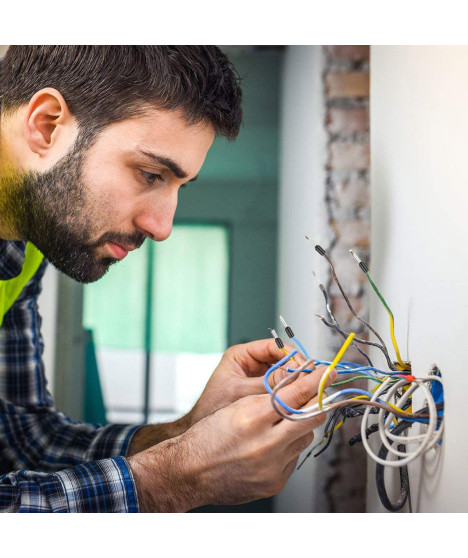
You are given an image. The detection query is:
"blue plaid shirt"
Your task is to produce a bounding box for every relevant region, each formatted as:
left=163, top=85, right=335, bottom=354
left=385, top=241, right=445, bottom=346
left=0, top=241, right=141, bottom=512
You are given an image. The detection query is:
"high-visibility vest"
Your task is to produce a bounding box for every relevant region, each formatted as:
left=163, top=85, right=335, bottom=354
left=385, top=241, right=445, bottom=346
left=0, top=242, right=44, bottom=327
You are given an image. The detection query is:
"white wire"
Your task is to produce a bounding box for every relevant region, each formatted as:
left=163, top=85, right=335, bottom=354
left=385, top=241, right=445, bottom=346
left=360, top=376, right=442, bottom=467
left=378, top=380, right=433, bottom=459
left=381, top=377, right=444, bottom=452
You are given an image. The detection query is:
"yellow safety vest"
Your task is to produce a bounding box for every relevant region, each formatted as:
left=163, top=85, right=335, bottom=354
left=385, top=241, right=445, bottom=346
left=0, top=242, right=44, bottom=326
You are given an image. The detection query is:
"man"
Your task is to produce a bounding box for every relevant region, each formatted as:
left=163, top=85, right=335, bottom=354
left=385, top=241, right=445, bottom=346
left=0, top=46, right=334, bottom=512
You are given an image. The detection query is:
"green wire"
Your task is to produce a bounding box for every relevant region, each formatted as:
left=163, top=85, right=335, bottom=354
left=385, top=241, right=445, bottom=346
left=366, top=271, right=394, bottom=318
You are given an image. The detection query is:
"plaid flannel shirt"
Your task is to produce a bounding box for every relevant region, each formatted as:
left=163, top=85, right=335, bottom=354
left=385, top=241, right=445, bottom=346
left=0, top=240, right=141, bottom=512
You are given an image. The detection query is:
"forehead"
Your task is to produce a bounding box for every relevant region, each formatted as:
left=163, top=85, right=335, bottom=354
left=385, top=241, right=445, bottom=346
left=90, top=108, right=215, bottom=176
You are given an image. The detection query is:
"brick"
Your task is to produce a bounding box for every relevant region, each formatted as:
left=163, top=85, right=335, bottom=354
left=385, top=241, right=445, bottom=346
left=325, top=73, right=370, bottom=98
left=325, top=45, right=370, bottom=61
left=327, top=108, right=369, bottom=135
left=329, top=143, right=370, bottom=170
left=334, top=221, right=370, bottom=248
left=330, top=173, right=370, bottom=208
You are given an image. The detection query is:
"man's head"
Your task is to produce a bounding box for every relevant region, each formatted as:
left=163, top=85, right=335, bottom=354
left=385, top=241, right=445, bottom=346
left=0, top=46, right=242, bottom=282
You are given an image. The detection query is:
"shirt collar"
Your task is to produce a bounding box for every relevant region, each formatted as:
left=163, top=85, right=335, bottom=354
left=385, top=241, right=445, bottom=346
left=0, top=240, right=28, bottom=280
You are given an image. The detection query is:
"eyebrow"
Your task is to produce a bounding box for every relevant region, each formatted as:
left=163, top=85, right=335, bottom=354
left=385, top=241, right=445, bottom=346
left=138, top=149, right=197, bottom=181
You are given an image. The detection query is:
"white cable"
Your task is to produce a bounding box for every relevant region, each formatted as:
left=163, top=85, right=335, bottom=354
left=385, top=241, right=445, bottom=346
left=377, top=380, right=433, bottom=459
left=360, top=376, right=442, bottom=467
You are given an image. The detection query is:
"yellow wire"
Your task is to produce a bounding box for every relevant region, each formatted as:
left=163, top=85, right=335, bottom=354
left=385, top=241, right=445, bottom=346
left=346, top=394, right=412, bottom=416
left=281, top=347, right=296, bottom=362
left=318, top=332, right=355, bottom=409
left=387, top=312, right=411, bottom=371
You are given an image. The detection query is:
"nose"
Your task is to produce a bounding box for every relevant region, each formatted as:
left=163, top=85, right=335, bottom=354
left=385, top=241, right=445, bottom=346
left=133, top=192, right=178, bottom=242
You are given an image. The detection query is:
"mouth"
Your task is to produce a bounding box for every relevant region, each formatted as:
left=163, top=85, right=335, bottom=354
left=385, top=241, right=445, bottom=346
left=106, top=241, right=136, bottom=260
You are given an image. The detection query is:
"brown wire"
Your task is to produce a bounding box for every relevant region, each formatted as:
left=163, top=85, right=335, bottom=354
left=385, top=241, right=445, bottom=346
left=318, top=246, right=396, bottom=371
left=270, top=371, right=432, bottom=422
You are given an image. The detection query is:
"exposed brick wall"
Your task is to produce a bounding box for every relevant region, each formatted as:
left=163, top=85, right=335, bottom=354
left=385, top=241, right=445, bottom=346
left=318, top=45, right=371, bottom=513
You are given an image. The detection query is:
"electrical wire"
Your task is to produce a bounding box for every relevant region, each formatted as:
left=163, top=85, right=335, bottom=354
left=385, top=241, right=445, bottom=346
left=308, top=238, right=397, bottom=370
left=318, top=333, right=356, bottom=409
left=279, top=315, right=311, bottom=359
left=270, top=242, right=444, bottom=513
left=315, top=313, right=396, bottom=370
left=350, top=249, right=410, bottom=371
left=313, top=272, right=374, bottom=367
left=360, top=376, right=444, bottom=467
left=375, top=420, right=412, bottom=512
left=268, top=328, right=296, bottom=362
left=267, top=352, right=433, bottom=422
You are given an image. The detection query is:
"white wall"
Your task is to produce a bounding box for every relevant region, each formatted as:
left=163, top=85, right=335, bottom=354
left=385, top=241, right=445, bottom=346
left=274, top=46, right=331, bottom=512
left=38, top=265, right=59, bottom=393
left=369, top=46, right=468, bottom=512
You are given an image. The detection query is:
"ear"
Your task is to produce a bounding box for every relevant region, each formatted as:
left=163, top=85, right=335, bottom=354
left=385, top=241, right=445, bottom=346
left=23, top=88, right=75, bottom=158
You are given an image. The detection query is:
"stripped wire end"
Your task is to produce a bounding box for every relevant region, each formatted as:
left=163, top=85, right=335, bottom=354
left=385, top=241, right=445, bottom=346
left=312, top=271, right=323, bottom=287
left=349, top=249, right=369, bottom=273
left=279, top=315, right=294, bottom=339
left=305, top=236, right=326, bottom=256
left=268, top=328, right=285, bottom=349
left=268, top=327, right=279, bottom=339
left=269, top=328, right=295, bottom=361
left=315, top=313, right=324, bottom=320
left=313, top=271, right=328, bottom=296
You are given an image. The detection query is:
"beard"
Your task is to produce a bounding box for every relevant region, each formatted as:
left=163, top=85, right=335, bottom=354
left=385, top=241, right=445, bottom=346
left=0, top=134, right=145, bottom=283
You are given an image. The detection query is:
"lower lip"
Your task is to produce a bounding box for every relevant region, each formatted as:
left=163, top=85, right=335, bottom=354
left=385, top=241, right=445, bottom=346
left=107, top=242, right=129, bottom=259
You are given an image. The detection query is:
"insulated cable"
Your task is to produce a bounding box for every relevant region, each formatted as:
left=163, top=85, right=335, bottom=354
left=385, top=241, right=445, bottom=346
left=313, top=272, right=374, bottom=367
left=315, top=313, right=396, bottom=370
left=350, top=249, right=410, bottom=371
left=279, top=315, right=311, bottom=359
left=307, top=238, right=396, bottom=370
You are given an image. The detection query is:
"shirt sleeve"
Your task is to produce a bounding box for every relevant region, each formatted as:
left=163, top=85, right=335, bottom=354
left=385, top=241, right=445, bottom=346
left=0, top=258, right=143, bottom=512
left=0, top=456, right=139, bottom=512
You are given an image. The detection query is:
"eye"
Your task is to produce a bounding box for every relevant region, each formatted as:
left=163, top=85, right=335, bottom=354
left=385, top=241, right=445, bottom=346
left=141, top=171, right=164, bottom=185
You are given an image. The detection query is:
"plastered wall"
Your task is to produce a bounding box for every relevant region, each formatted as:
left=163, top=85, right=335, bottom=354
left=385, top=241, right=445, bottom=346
left=368, top=46, right=468, bottom=512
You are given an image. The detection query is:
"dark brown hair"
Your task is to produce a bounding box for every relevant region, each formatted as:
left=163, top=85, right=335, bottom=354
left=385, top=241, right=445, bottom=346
left=0, top=46, right=242, bottom=139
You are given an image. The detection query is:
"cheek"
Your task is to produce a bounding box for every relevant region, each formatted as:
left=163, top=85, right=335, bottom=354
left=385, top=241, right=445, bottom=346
left=82, top=185, right=129, bottom=233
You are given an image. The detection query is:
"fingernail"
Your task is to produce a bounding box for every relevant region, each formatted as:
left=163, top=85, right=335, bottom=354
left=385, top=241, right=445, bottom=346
left=331, top=369, right=338, bottom=382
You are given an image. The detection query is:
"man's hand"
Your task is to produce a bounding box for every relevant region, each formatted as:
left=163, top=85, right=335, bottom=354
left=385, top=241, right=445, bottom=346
left=187, top=338, right=298, bottom=425
left=127, top=364, right=336, bottom=512
left=128, top=338, right=295, bottom=455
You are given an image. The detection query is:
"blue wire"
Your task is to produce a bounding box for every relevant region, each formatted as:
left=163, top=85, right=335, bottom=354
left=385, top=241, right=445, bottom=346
left=264, top=355, right=400, bottom=415
left=292, top=336, right=311, bottom=359
left=264, top=350, right=302, bottom=414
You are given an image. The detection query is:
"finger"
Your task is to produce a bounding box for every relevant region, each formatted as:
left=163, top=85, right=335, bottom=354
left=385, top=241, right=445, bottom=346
left=268, top=366, right=337, bottom=418
left=266, top=347, right=315, bottom=390
left=230, top=338, right=291, bottom=377
left=277, top=393, right=329, bottom=438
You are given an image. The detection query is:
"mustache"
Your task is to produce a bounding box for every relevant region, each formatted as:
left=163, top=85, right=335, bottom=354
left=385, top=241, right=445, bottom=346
left=95, top=230, right=146, bottom=251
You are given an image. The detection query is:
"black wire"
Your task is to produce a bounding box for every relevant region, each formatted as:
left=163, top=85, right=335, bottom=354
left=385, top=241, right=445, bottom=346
left=349, top=423, right=380, bottom=446
left=375, top=420, right=412, bottom=512
left=317, top=282, right=375, bottom=367
left=318, top=315, right=396, bottom=370
left=315, top=404, right=379, bottom=458
left=374, top=402, right=444, bottom=513
left=314, top=411, right=344, bottom=458
left=318, top=246, right=394, bottom=366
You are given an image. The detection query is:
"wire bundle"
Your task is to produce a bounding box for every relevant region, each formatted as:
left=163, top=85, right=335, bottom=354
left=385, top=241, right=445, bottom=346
left=266, top=242, right=444, bottom=512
